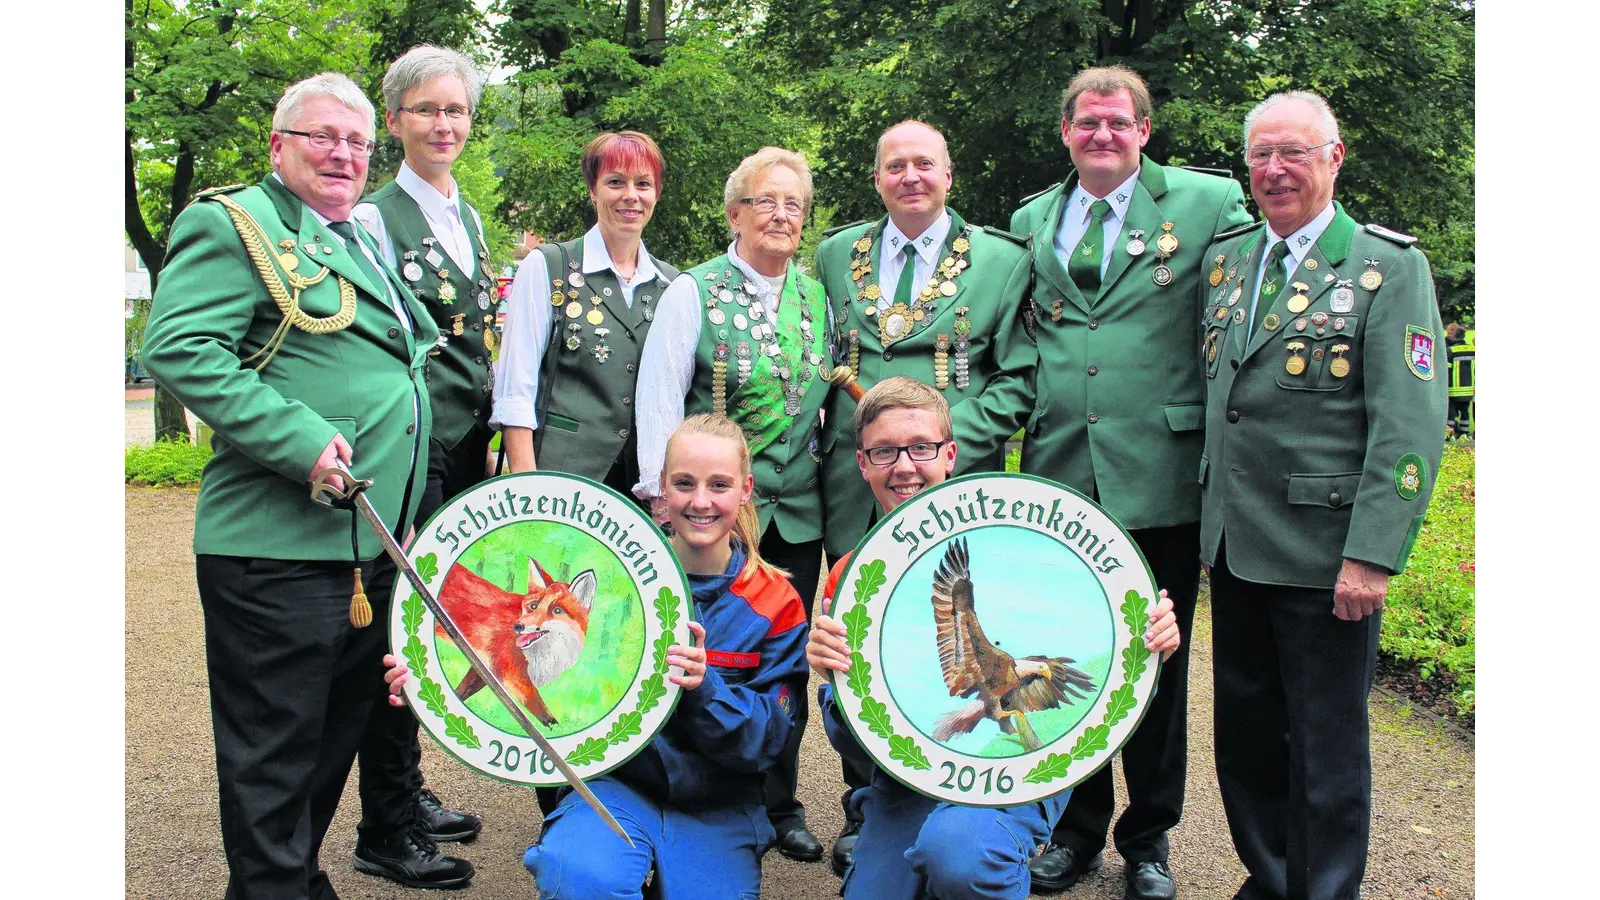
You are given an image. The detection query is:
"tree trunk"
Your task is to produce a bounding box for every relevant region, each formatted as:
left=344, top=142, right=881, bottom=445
left=624, top=0, right=642, bottom=48
left=645, top=0, right=666, bottom=59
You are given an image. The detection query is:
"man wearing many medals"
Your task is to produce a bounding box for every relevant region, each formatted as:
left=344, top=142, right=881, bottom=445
left=1010, top=66, right=1251, bottom=900
left=814, top=119, right=1037, bottom=874
left=632, top=147, right=833, bottom=863
left=141, top=72, right=439, bottom=897
left=348, top=44, right=490, bottom=888
left=1198, top=91, right=1446, bottom=900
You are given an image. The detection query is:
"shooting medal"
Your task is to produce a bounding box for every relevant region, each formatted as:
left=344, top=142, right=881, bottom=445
left=1331, top=280, right=1356, bottom=313
left=439, top=281, right=457, bottom=303
left=1359, top=258, right=1383, bottom=291
left=1286, top=283, right=1311, bottom=314
left=1155, top=222, right=1179, bottom=255
left=391, top=471, right=692, bottom=788
left=451, top=314, right=465, bottom=337
left=565, top=301, right=583, bottom=320
left=593, top=328, right=611, bottom=363
left=1285, top=340, right=1308, bottom=376
left=1126, top=229, right=1147, bottom=257
left=565, top=323, right=582, bottom=352
left=1209, top=255, right=1225, bottom=287
left=1262, top=313, right=1280, bottom=332
left=1330, top=343, right=1351, bottom=378
left=1152, top=265, right=1174, bottom=287
left=586, top=309, right=605, bottom=327
left=829, top=473, right=1161, bottom=806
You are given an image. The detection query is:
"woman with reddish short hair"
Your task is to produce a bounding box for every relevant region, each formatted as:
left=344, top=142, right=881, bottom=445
left=493, top=129, right=681, bottom=495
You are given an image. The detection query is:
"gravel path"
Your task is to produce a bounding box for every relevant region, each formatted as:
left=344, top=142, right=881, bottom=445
left=126, top=486, right=1474, bottom=899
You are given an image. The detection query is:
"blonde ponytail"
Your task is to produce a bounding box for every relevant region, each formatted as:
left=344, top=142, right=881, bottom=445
left=666, top=414, right=789, bottom=581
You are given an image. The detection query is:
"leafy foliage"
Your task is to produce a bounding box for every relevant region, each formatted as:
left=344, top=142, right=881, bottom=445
left=887, top=734, right=932, bottom=770
left=1384, top=439, right=1475, bottom=714
left=416, top=678, right=448, bottom=717
left=125, top=438, right=213, bottom=486
left=565, top=735, right=608, bottom=765
left=604, top=710, right=643, bottom=744
left=416, top=553, right=439, bottom=583
left=443, top=712, right=481, bottom=749
left=1023, top=752, right=1071, bottom=784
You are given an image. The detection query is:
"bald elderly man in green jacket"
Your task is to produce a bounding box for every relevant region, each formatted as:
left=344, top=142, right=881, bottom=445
left=814, top=119, right=1037, bottom=873
left=141, top=72, right=470, bottom=897
left=1199, top=91, right=1445, bottom=900
left=1012, top=65, right=1251, bottom=900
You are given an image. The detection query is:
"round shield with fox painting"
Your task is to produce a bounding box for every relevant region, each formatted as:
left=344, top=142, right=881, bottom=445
left=829, top=473, right=1162, bottom=807
left=390, top=471, right=693, bottom=787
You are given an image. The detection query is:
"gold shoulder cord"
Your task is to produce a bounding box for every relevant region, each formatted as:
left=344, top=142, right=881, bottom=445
left=211, top=194, right=357, bottom=371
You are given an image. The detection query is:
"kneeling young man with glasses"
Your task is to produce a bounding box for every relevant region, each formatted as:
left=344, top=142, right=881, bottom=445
left=805, top=377, right=1182, bottom=899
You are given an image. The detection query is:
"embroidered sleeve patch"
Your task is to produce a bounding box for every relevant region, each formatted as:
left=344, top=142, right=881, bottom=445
left=1394, top=452, right=1426, bottom=500
left=1405, top=325, right=1435, bottom=380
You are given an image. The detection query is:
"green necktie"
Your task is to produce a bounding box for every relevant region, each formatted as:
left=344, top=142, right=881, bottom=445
left=1248, top=240, right=1290, bottom=338
left=892, top=242, right=919, bottom=307
left=1068, top=199, right=1112, bottom=292
left=329, top=220, right=391, bottom=300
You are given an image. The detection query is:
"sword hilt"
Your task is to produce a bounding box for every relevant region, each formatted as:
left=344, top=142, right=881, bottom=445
left=309, top=464, right=373, bottom=510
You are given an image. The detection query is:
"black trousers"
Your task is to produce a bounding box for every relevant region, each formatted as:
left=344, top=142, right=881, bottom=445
left=1048, top=522, right=1200, bottom=863
left=758, top=521, right=824, bottom=832
left=1210, top=542, right=1380, bottom=900
left=198, top=552, right=395, bottom=900
left=825, top=549, right=878, bottom=827
left=357, top=425, right=493, bottom=840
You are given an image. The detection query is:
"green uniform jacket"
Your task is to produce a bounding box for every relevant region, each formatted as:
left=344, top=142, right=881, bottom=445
left=816, top=209, right=1036, bottom=557
left=363, top=181, right=496, bottom=448
left=682, top=255, right=833, bottom=542
left=1197, top=203, right=1447, bottom=588
left=1010, top=158, right=1250, bottom=530
left=143, top=177, right=433, bottom=561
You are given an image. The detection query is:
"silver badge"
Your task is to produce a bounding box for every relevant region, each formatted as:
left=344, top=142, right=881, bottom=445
left=720, top=288, right=734, bottom=303
left=1331, top=288, right=1355, bottom=313
left=708, top=308, right=727, bottom=326
left=569, top=272, right=586, bottom=287
left=425, top=249, right=445, bottom=269
left=477, top=295, right=491, bottom=311
left=403, top=262, right=423, bottom=282
left=1233, top=307, right=1246, bottom=325
left=1126, top=238, right=1146, bottom=257
left=733, top=313, right=749, bottom=331
left=1152, top=264, right=1174, bottom=286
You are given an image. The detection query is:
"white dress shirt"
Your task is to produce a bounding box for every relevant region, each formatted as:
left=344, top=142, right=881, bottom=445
left=353, top=161, right=484, bottom=272
left=631, top=241, right=790, bottom=499
left=1247, top=201, right=1337, bottom=328
left=878, top=211, right=953, bottom=300
left=490, top=225, right=664, bottom=430
left=1052, top=169, right=1140, bottom=280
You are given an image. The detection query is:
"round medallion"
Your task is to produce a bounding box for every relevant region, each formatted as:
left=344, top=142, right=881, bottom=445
left=1286, top=295, right=1310, bottom=314
left=1126, top=239, right=1146, bottom=257
left=708, top=308, right=727, bottom=326
left=912, top=308, right=926, bottom=322
left=1312, top=348, right=1325, bottom=362
left=1209, top=268, right=1223, bottom=287
left=719, top=289, right=735, bottom=304
left=1330, top=357, right=1351, bottom=378
left=280, top=253, right=301, bottom=272
left=1358, top=270, right=1383, bottom=291
left=885, top=313, right=909, bottom=340
left=565, top=301, right=583, bottom=319
left=828, top=473, right=1162, bottom=806
left=1262, top=313, right=1280, bottom=332
left=568, top=272, right=585, bottom=288
left=1294, top=318, right=1308, bottom=332
left=551, top=292, right=564, bottom=307
left=1152, top=265, right=1174, bottom=287
left=479, top=296, right=492, bottom=311
left=1233, top=308, right=1246, bottom=325
left=1285, top=355, right=1307, bottom=376
left=1156, top=233, right=1180, bottom=255
left=940, top=280, right=958, bottom=297
left=733, top=313, right=749, bottom=332
left=403, top=262, right=423, bottom=282
left=587, top=309, right=605, bottom=326
left=1333, top=317, right=1346, bottom=331
left=392, top=472, right=692, bottom=787
left=1310, top=311, right=1329, bottom=326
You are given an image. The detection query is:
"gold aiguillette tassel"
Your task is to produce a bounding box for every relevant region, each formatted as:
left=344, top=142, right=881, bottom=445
left=349, top=567, right=373, bottom=627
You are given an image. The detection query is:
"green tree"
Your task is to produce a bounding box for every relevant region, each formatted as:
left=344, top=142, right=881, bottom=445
left=125, top=0, right=372, bottom=440
left=761, top=0, right=1474, bottom=315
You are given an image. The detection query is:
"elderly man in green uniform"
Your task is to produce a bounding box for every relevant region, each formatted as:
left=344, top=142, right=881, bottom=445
left=1012, top=66, right=1251, bottom=900
left=348, top=43, right=490, bottom=886
left=142, top=72, right=472, bottom=897
left=1198, top=91, right=1446, bottom=900
left=815, top=119, right=1036, bottom=873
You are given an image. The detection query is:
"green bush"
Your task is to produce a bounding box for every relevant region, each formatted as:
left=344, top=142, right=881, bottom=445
left=126, top=438, right=212, bottom=487
left=1383, top=439, right=1475, bottom=714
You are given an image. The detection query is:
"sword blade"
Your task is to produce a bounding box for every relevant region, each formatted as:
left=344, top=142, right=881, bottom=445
left=343, top=484, right=634, bottom=847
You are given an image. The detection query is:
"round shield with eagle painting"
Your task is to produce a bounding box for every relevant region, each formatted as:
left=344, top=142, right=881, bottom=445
left=830, top=473, right=1162, bottom=807
left=390, top=471, right=693, bottom=787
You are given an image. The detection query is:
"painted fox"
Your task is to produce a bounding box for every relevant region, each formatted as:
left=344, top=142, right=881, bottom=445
left=435, top=557, right=594, bottom=727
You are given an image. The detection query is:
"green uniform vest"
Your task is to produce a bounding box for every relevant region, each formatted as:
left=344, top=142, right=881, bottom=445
left=366, top=180, right=495, bottom=448
left=682, top=254, right=832, bottom=542
left=533, top=237, right=680, bottom=481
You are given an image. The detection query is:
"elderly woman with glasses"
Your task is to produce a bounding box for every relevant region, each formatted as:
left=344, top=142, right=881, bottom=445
left=631, top=146, right=833, bottom=862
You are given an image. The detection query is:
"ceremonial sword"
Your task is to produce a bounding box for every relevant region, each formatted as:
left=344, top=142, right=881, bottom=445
left=310, top=465, right=634, bottom=846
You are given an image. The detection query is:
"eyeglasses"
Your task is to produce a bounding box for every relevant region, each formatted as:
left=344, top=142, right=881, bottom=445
left=400, top=104, right=472, bottom=120
left=1070, top=116, right=1141, bottom=134
left=277, top=129, right=377, bottom=157
left=740, top=196, right=805, bottom=217
left=1244, top=141, right=1334, bottom=168
left=862, top=441, right=948, bottom=466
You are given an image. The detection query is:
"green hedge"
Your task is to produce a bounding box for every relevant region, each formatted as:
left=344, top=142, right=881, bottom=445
left=126, top=438, right=212, bottom=486
left=1383, top=439, right=1475, bottom=714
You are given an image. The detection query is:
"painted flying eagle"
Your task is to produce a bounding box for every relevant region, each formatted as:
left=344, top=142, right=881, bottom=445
left=929, top=537, right=1097, bottom=750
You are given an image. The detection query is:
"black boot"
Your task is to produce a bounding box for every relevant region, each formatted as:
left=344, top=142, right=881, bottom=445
left=354, top=825, right=475, bottom=889
left=415, top=787, right=482, bottom=843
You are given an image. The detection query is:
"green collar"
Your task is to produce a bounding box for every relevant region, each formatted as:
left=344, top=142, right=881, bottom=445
left=1313, top=201, right=1359, bottom=267
left=1058, top=153, right=1168, bottom=205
